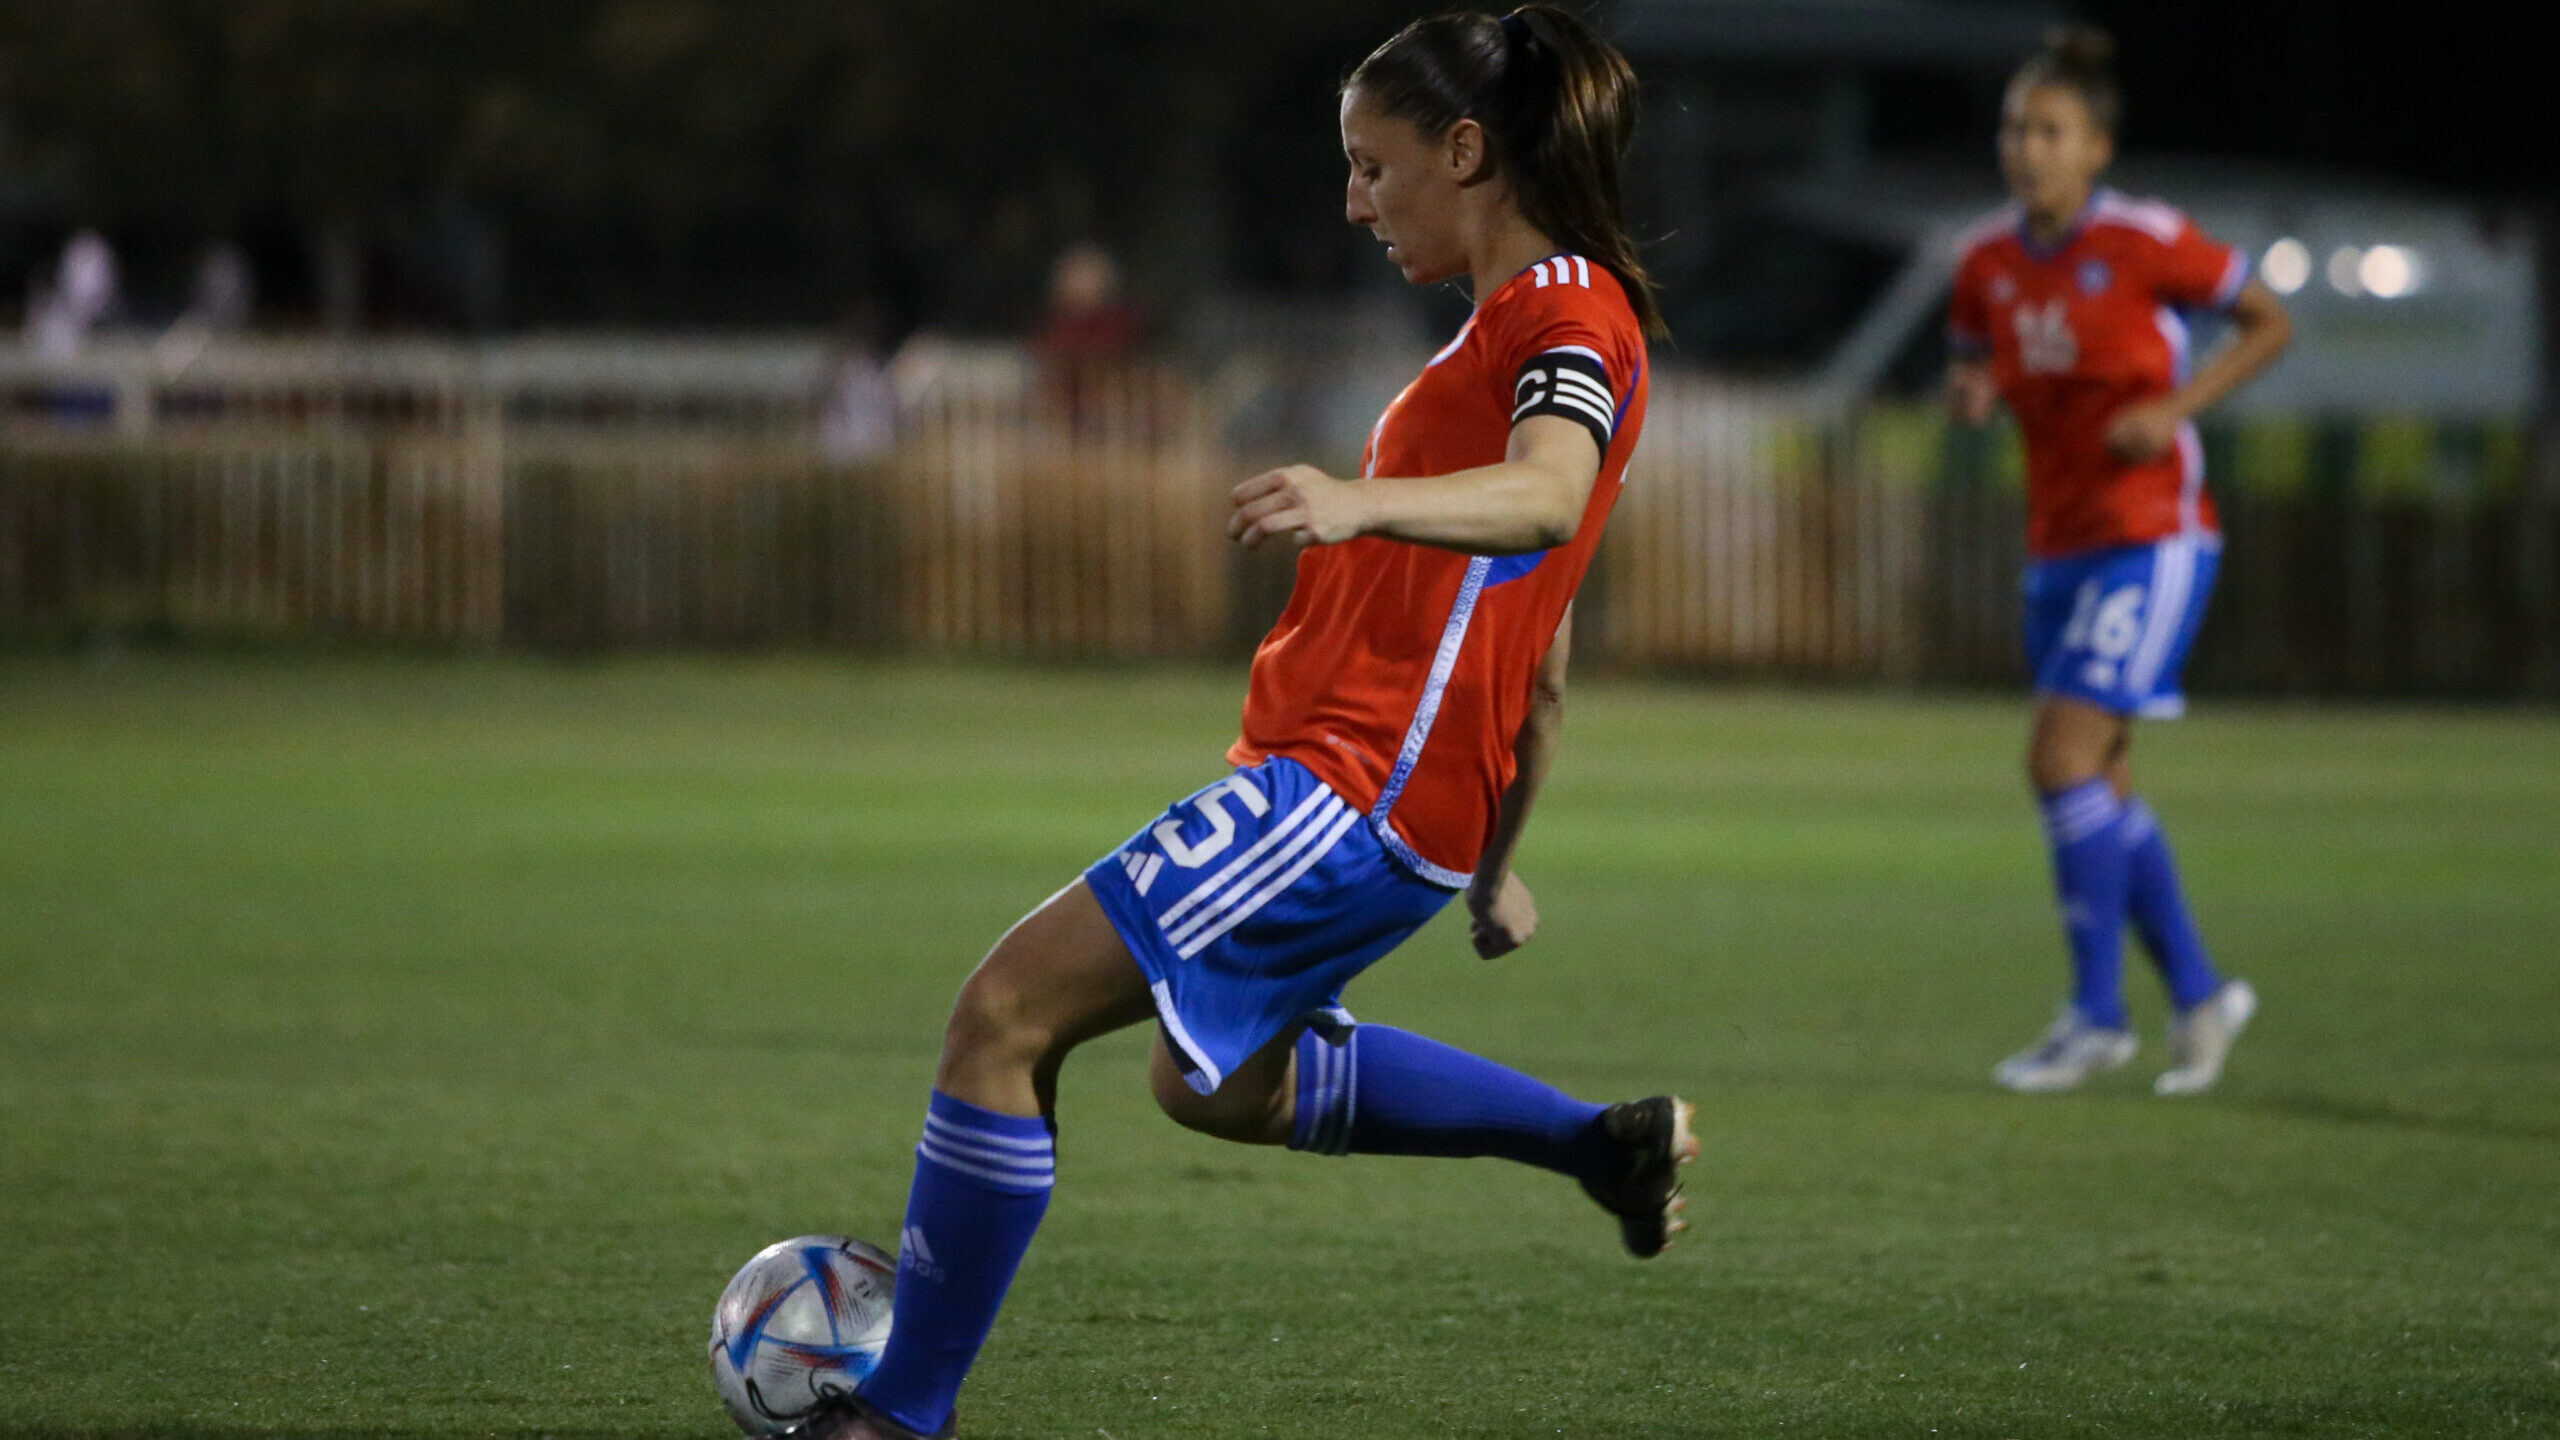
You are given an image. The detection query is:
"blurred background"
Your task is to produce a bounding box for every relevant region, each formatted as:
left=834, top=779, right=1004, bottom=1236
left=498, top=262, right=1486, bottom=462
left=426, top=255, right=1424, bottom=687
left=1, top=0, right=2550, bottom=696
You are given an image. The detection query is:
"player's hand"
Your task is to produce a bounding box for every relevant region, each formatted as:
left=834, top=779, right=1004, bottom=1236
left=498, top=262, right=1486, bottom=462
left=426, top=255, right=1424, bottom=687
left=1466, top=871, right=1538, bottom=960
left=2104, top=400, right=2184, bottom=462
left=1947, top=362, right=1998, bottom=426
left=1229, top=465, right=1363, bottom=550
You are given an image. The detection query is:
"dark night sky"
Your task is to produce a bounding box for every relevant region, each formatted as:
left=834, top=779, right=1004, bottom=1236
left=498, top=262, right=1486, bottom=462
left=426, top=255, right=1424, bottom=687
left=2080, top=0, right=2547, bottom=201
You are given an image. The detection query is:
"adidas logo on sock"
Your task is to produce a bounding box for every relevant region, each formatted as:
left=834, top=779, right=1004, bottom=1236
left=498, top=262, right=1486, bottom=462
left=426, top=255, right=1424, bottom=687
left=900, top=1225, right=943, bottom=1281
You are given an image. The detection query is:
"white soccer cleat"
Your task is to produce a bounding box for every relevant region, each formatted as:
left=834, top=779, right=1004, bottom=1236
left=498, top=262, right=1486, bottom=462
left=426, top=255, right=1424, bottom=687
left=2154, top=978, right=2257, bottom=1096
left=1993, top=1007, right=2138, bottom=1093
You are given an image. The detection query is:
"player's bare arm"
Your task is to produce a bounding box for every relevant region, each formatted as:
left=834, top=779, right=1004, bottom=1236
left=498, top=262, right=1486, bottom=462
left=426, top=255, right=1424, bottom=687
left=1468, top=603, right=1573, bottom=960
left=1227, top=414, right=1600, bottom=555
left=2104, top=278, right=2292, bottom=460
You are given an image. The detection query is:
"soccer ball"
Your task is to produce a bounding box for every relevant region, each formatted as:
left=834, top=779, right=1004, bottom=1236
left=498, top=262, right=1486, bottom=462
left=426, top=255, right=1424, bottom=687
left=708, top=1234, right=898, bottom=1434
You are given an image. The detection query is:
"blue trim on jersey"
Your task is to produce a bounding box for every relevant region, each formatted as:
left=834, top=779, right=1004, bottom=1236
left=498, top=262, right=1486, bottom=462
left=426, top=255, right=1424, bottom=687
left=1370, top=821, right=1473, bottom=889
left=1370, top=555, right=1490, bottom=832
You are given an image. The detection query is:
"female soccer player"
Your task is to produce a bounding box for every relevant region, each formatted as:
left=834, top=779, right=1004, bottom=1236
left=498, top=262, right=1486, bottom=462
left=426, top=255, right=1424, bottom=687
left=802, top=10, right=1686, bottom=1437
left=1946, top=29, right=2291, bottom=1096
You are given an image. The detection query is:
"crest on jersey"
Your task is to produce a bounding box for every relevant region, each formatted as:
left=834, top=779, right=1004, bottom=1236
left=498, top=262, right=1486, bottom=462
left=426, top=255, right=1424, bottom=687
left=2077, top=258, right=2113, bottom=295
left=1989, top=273, right=2017, bottom=303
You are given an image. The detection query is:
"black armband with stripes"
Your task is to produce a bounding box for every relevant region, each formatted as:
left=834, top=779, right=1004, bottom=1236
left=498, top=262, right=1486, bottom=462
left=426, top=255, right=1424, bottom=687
left=1511, top=348, right=1614, bottom=455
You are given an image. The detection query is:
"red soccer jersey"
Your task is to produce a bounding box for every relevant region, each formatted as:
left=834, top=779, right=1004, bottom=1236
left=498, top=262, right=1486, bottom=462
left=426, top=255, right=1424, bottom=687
left=1231, top=254, right=1649, bottom=884
left=1947, top=189, right=2250, bottom=559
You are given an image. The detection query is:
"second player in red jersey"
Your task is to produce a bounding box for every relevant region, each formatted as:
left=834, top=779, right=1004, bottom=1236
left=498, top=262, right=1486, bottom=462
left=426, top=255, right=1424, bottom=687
left=1947, top=28, right=2289, bottom=1102
left=1949, top=187, right=2249, bottom=558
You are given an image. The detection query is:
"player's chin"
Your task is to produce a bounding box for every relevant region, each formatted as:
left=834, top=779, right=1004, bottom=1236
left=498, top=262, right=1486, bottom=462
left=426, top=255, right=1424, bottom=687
left=1390, top=251, right=1461, bottom=287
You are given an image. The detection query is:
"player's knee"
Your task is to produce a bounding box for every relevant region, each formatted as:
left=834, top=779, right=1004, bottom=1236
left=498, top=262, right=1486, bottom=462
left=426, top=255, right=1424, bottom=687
left=1149, top=1056, right=1274, bottom=1143
left=2026, top=727, right=2100, bottom=793
left=2028, top=743, right=2098, bottom=794
left=1149, top=1062, right=1213, bottom=1130
left=941, top=966, right=1055, bottom=1072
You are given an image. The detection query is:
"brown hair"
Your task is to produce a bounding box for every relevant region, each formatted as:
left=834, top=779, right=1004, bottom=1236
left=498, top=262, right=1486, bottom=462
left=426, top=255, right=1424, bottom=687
left=2014, top=25, right=2122, bottom=134
left=1347, top=5, right=1665, bottom=339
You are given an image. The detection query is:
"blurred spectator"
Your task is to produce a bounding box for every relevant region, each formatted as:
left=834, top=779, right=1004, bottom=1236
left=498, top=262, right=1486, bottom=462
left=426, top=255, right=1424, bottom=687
left=185, top=242, right=256, bottom=333
left=25, top=230, right=120, bottom=358
left=156, top=241, right=258, bottom=369
left=819, top=298, right=900, bottom=463
left=1035, top=242, right=1144, bottom=422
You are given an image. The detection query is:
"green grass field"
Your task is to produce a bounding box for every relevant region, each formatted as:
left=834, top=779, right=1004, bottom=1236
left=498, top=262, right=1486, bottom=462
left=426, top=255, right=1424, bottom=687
left=3, top=656, right=2556, bottom=1439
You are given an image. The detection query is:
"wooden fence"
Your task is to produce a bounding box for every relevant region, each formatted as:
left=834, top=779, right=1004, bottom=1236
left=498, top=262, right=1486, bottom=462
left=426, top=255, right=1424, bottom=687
left=2, top=338, right=2553, bottom=697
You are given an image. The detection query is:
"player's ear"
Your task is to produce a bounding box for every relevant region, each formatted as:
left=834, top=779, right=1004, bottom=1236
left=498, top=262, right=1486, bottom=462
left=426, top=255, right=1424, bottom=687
left=1446, top=116, right=1495, bottom=188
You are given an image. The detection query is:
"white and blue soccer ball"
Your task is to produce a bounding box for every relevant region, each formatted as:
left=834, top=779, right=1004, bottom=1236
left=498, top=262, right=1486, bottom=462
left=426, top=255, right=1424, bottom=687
left=708, top=1234, right=898, bottom=1434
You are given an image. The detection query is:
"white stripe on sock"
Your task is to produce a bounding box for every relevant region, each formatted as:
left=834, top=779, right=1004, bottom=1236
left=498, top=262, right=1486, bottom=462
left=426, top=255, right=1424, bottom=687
left=923, top=1114, right=1053, bottom=1153
left=916, top=1135, right=1054, bottom=1180
left=917, top=1141, right=1054, bottom=1191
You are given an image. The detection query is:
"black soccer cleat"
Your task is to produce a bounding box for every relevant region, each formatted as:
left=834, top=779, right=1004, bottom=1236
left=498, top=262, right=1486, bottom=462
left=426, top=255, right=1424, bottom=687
left=1578, top=1096, right=1699, bottom=1259
left=781, top=1397, right=956, bottom=1440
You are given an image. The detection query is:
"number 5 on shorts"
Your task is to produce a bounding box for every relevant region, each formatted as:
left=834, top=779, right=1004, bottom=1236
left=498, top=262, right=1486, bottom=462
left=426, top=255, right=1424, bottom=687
left=1153, top=775, right=1271, bottom=869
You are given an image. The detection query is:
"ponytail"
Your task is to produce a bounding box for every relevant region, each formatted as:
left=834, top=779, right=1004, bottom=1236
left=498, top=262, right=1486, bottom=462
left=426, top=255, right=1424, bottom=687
left=2013, top=25, right=2121, bottom=134
left=1348, top=5, right=1666, bottom=340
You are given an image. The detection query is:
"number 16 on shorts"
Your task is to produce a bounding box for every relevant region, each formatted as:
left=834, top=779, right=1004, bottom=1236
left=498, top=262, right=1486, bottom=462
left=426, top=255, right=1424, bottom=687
left=2023, top=537, right=2220, bottom=718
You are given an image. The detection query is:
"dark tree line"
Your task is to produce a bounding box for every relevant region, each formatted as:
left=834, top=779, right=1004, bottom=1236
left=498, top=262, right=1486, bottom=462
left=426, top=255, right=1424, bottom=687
left=0, top=0, right=1421, bottom=331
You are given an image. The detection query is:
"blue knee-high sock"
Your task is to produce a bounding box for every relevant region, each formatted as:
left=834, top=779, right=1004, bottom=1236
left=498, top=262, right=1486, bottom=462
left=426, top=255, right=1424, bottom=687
left=2122, top=798, right=2223, bottom=1010
left=857, top=1091, right=1054, bottom=1436
left=2041, top=778, right=2132, bottom=1031
left=1288, top=1024, right=1608, bottom=1180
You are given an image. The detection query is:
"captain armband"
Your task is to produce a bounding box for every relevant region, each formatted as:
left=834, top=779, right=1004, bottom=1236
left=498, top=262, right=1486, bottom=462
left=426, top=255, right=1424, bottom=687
left=1510, top=348, right=1614, bottom=456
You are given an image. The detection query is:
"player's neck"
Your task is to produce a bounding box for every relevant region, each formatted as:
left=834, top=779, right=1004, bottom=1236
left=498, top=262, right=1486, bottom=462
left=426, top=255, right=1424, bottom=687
left=2024, top=186, right=2097, bottom=247
left=1468, top=210, right=1564, bottom=309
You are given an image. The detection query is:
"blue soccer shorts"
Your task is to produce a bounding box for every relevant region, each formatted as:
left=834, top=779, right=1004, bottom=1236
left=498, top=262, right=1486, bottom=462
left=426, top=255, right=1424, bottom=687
left=1083, top=755, right=1456, bottom=1096
left=2023, top=533, right=2221, bottom=719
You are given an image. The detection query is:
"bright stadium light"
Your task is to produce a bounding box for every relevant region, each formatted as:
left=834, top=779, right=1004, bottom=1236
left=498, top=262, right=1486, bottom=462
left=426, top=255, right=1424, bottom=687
left=2327, top=245, right=2366, bottom=296
left=2359, top=244, right=2418, bottom=298
left=2261, top=238, right=2311, bottom=294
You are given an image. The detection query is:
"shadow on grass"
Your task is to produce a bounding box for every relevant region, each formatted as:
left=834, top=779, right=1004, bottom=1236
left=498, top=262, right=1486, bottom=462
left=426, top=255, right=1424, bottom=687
left=2245, top=1089, right=2560, bottom=1144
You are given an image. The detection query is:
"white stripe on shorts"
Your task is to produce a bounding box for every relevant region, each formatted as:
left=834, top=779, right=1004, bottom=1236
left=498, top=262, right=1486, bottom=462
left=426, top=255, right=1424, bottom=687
left=2125, top=536, right=2195, bottom=699
left=1157, top=786, right=1331, bottom=930
left=1151, top=979, right=1222, bottom=1094
left=1175, top=804, right=1364, bottom=960
left=1162, top=793, right=1349, bottom=952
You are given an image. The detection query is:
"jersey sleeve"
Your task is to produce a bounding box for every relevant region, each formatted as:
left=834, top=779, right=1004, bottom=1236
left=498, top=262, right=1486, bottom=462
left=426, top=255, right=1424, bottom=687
left=2150, top=212, right=2250, bottom=312
left=1495, top=269, right=1627, bottom=457
left=1946, top=250, right=1991, bottom=358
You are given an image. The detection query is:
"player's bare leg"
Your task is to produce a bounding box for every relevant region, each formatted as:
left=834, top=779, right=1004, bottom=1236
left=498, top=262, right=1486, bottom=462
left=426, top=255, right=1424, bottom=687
left=1151, top=1024, right=1298, bottom=1144
left=936, top=880, right=1160, bottom=1120
left=2027, top=694, right=2128, bottom=795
